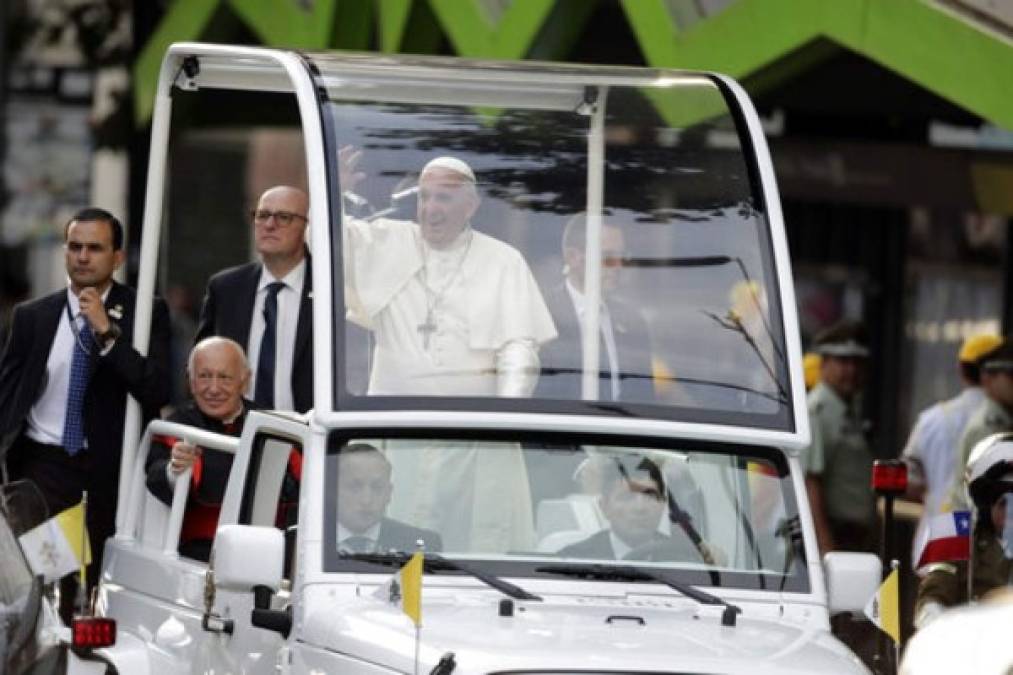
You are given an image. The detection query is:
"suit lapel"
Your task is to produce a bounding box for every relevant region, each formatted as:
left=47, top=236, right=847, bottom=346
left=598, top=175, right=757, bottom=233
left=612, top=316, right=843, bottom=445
left=34, top=291, right=67, bottom=385
left=234, top=263, right=261, bottom=349
left=293, top=254, right=313, bottom=368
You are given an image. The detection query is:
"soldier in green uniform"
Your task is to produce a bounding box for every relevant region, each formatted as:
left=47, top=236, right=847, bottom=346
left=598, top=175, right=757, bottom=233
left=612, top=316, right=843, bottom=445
left=946, top=339, right=1013, bottom=511
left=801, top=321, right=875, bottom=554
left=915, top=433, right=1013, bottom=629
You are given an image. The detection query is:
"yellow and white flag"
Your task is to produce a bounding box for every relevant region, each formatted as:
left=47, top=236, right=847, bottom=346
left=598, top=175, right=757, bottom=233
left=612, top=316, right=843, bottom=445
left=863, top=567, right=900, bottom=644
left=17, top=502, right=91, bottom=582
left=373, top=552, right=423, bottom=626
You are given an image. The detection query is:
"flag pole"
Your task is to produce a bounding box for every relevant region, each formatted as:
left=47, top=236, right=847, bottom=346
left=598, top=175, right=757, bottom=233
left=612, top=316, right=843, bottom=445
left=414, top=623, right=421, bottom=675
left=891, top=558, right=901, bottom=674
left=76, top=490, right=89, bottom=617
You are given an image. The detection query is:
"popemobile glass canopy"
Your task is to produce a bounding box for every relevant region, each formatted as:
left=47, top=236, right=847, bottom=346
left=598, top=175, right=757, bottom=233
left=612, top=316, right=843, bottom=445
left=306, top=53, right=795, bottom=430
left=147, top=46, right=802, bottom=434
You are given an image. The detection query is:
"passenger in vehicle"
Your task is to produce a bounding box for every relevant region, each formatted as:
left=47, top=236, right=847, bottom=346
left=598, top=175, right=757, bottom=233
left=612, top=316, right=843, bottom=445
left=340, top=151, right=557, bottom=396
left=337, top=443, right=442, bottom=554
left=145, top=337, right=272, bottom=561
left=339, top=150, right=556, bottom=552
left=558, top=455, right=710, bottom=563
left=537, top=213, right=654, bottom=403
left=195, top=185, right=314, bottom=413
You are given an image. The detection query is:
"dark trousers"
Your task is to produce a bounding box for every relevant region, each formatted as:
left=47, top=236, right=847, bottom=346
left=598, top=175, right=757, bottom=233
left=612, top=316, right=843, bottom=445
left=8, top=436, right=116, bottom=622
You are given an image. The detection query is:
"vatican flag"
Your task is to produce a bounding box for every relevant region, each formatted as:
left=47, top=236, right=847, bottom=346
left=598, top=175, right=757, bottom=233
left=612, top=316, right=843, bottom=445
left=373, top=552, right=423, bottom=626
left=863, top=567, right=900, bottom=644
left=17, top=501, right=92, bottom=582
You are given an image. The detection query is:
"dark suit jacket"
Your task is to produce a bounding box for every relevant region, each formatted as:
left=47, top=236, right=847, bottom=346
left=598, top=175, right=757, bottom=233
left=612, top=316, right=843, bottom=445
left=145, top=400, right=254, bottom=507
left=195, top=256, right=313, bottom=413
left=0, top=282, right=172, bottom=492
left=558, top=529, right=703, bottom=563
left=373, top=517, right=443, bottom=553
left=536, top=284, right=655, bottom=403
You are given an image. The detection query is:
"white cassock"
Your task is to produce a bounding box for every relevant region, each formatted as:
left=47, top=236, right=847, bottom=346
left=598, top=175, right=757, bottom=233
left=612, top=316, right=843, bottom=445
left=344, top=217, right=557, bottom=552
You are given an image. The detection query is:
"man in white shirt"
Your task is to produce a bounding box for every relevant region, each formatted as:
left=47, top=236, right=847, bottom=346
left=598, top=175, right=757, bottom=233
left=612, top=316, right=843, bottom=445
left=0, top=207, right=171, bottom=620
left=336, top=443, right=442, bottom=554
left=537, top=213, right=655, bottom=403
left=559, top=455, right=705, bottom=562
left=196, top=186, right=314, bottom=412
left=902, top=334, right=1001, bottom=564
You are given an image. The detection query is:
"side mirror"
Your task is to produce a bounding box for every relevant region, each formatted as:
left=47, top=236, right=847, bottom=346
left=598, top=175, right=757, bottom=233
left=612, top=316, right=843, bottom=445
left=213, top=525, right=284, bottom=592
left=823, top=552, right=881, bottom=615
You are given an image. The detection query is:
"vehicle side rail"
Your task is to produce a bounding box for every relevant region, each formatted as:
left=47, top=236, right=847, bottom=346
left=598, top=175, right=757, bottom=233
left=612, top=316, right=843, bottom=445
left=118, top=420, right=238, bottom=556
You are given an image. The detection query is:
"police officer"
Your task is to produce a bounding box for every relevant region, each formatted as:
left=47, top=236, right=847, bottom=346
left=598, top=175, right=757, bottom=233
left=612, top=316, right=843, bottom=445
left=946, top=338, right=1013, bottom=511
left=800, top=320, right=874, bottom=554
left=902, top=334, right=1001, bottom=565
left=914, top=432, right=1013, bottom=629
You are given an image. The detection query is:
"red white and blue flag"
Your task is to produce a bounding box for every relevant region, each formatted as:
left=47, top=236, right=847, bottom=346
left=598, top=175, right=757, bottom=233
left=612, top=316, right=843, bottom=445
left=913, top=510, right=971, bottom=573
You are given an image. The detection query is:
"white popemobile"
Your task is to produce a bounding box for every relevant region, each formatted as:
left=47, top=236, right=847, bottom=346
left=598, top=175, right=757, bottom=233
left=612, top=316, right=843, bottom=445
left=58, top=43, right=885, bottom=674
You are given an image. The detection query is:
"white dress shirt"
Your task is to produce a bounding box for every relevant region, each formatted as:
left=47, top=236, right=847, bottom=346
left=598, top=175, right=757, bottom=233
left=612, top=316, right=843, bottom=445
left=26, top=286, right=112, bottom=447
left=565, top=280, right=621, bottom=400
left=337, top=522, right=382, bottom=553
left=246, top=260, right=305, bottom=412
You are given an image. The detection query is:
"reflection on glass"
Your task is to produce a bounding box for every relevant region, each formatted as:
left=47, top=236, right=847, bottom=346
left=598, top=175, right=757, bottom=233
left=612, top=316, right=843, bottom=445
left=328, top=439, right=805, bottom=591
left=328, top=75, right=789, bottom=426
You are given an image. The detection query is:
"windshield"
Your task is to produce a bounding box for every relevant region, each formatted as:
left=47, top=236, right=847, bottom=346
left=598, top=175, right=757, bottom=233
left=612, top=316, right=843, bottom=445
left=316, top=58, right=792, bottom=430
left=323, top=433, right=808, bottom=592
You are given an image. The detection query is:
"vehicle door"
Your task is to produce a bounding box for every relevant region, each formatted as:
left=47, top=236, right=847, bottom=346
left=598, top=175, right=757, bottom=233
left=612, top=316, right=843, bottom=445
left=193, top=412, right=311, bottom=675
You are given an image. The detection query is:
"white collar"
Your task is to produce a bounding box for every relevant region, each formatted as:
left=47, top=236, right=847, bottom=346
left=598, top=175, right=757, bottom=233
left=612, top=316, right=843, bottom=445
left=608, top=530, right=633, bottom=559
left=337, top=521, right=382, bottom=544
left=259, top=258, right=306, bottom=294
left=421, top=226, right=473, bottom=256
left=565, top=279, right=610, bottom=318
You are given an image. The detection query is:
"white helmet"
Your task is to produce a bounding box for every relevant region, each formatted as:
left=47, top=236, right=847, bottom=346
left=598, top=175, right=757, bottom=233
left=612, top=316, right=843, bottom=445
left=966, top=432, right=1013, bottom=507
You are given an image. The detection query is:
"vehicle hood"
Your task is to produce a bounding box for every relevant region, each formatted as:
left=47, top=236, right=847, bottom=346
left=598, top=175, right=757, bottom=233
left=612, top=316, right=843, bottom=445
left=300, top=585, right=868, bottom=674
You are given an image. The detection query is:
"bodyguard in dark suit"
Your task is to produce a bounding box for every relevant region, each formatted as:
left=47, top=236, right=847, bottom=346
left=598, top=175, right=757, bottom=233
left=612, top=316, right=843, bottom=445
left=559, top=455, right=705, bottom=563
left=196, top=186, right=313, bottom=413
left=337, top=443, right=442, bottom=554
left=537, top=214, right=654, bottom=403
left=0, top=207, right=171, bottom=618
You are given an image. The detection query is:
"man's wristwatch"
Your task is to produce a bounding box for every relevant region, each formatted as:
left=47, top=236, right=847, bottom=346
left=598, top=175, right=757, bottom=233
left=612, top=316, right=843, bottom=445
left=96, top=322, right=122, bottom=344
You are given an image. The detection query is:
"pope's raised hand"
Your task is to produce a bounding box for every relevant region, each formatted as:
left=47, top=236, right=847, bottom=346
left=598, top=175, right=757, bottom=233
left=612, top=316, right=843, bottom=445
left=338, top=145, right=366, bottom=194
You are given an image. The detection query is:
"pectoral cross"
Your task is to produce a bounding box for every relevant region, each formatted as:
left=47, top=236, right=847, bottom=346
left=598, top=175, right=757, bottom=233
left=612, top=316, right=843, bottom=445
left=417, top=310, right=437, bottom=350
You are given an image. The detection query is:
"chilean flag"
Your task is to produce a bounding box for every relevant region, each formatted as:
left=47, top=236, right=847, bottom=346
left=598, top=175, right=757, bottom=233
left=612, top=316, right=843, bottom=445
left=913, top=510, right=971, bottom=573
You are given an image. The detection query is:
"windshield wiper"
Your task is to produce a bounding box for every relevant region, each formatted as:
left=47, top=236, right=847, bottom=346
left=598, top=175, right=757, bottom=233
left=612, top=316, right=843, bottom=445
left=343, top=551, right=541, bottom=601
left=536, top=563, right=741, bottom=627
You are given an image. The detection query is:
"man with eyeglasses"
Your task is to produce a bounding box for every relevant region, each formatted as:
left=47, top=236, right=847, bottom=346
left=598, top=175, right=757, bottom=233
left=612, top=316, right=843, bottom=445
left=0, top=207, right=171, bottom=620
left=196, top=185, right=313, bottom=413
left=145, top=337, right=258, bottom=561
left=537, top=213, right=654, bottom=404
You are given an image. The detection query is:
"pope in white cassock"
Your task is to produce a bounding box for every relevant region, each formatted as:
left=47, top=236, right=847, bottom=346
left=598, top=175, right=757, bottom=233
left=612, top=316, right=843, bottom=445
left=342, top=152, right=558, bottom=552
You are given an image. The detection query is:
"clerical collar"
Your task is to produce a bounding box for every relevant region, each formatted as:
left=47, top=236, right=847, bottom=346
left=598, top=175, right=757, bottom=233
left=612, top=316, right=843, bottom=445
left=220, top=404, right=244, bottom=426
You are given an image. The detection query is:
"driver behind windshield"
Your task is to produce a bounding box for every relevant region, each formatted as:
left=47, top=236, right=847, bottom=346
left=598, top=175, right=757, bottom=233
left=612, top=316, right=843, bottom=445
left=559, top=455, right=709, bottom=562
left=337, top=443, right=442, bottom=554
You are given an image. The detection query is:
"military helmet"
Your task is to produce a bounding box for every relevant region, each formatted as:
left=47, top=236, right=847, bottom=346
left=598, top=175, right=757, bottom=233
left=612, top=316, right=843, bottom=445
left=966, top=432, right=1013, bottom=508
